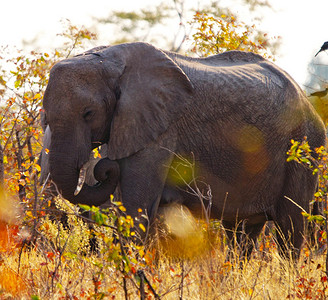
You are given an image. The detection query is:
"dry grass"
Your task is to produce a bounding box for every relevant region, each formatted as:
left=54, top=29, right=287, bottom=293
left=0, top=200, right=327, bottom=299
left=1, top=232, right=327, bottom=299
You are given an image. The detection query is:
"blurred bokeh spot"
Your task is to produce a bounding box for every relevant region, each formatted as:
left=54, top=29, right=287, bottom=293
left=159, top=203, right=206, bottom=259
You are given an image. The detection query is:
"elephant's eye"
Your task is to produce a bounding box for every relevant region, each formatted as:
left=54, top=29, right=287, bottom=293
left=83, top=110, right=94, bottom=122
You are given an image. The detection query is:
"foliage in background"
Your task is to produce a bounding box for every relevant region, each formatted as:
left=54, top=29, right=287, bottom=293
left=97, top=0, right=280, bottom=54
left=0, top=23, right=97, bottom=244
left=190, top=12, right=276, bottom=59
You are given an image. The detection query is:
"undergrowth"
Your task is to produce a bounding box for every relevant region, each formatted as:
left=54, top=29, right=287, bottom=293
left=0, top=194, right=328, bottom=299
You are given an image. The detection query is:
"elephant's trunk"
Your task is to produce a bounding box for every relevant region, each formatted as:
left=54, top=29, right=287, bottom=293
left=49, top=144, right=119, bottom=207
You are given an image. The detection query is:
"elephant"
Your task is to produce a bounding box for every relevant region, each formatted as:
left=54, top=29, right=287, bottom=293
left=42, top=42, right=326, bottom=255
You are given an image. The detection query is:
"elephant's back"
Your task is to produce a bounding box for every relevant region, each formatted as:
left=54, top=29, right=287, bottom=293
left=177, top=54, right=323, bottom=138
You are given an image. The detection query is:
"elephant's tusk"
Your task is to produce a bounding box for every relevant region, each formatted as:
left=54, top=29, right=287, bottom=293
left=74, top=165, right=87, bottom=196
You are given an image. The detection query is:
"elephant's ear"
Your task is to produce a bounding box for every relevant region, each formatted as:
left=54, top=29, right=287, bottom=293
left=107, top=43, right=193, bottom=160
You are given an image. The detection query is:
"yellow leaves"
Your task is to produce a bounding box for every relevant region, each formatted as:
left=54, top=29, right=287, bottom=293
left=55, top=49, right=61, bottom=57
left=190, top=12, right=274, bottom=59
left=14, top=79, right=21, bottom=89
left=139, top=223, right=146, bottom=232
left=287, top=138, right=312, bottom=165
left=33, top=93, right=42, bottom=100
left=34, top=164, right=41, bottom=172
left=1, top=22, right=99, bottom=205
left=92, top=147, right=104, bottom=159
left=25, top=211, right=33, bottom=219
left=118, top=205, right=126, bottom=212
left=0, top=75, right=7, bottom=87
left=92, top=148, right=100, bottom=158
left=287, top=137, right=328, bottom=233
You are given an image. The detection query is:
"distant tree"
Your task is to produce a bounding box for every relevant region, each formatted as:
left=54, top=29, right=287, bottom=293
left=97, top=0, right=280, bottom=55
left=97, top=1, right=183, bottom=50
left=189, top=12, right=275, bottom=59
left=242, top=0, right=272, bottom=10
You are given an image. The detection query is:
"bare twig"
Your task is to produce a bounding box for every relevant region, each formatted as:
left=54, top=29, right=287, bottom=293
left=179, top=259, right=184, bottom=300
left=162, top=148, right=213, bottom=224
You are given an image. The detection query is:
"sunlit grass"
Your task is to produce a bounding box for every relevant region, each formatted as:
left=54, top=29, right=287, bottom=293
left=0, top=197, right=327, bottom=299
left=1, top=233, right=327, bottom=298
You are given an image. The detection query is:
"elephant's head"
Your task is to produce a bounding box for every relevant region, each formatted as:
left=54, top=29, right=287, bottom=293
left=43, top=42, right=192, bottom=207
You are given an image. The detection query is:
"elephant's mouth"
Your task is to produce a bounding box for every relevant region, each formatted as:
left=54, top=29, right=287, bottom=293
left=92, top=141, right=103, bottom=149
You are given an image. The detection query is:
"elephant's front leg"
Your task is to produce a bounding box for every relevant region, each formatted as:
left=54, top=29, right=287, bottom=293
left=118, top=144, right=174, bottom=241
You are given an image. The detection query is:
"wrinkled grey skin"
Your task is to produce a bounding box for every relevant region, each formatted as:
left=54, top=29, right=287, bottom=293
left=43, top=42, right=326, bottom=252
left=40, top=125, right=109, bottom=187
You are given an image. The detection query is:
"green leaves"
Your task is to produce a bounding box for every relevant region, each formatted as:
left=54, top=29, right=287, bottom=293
left=302, top=212, right=325, bottom=223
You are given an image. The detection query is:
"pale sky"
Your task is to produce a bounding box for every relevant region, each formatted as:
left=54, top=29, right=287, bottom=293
left=1, top=0, right=328, bottom=88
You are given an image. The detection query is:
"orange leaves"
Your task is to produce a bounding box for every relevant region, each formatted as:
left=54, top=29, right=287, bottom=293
left=0, top=266, right=28, bottom=297
left=0, top=192, right=27, bottom=298
left=288, top=275, right=328, bottom=299
left=0, top=189, right=21, bottom=253
left=0, top=221, right=17, bottom=253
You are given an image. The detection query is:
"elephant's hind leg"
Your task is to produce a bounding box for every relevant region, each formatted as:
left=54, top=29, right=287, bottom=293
left=273, top=161, right=317, bottom=259
left=223, top=221, right=265, bottom=263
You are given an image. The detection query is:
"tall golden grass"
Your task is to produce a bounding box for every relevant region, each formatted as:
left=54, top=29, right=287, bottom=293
left=0, top=196, right=327, bottom=299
